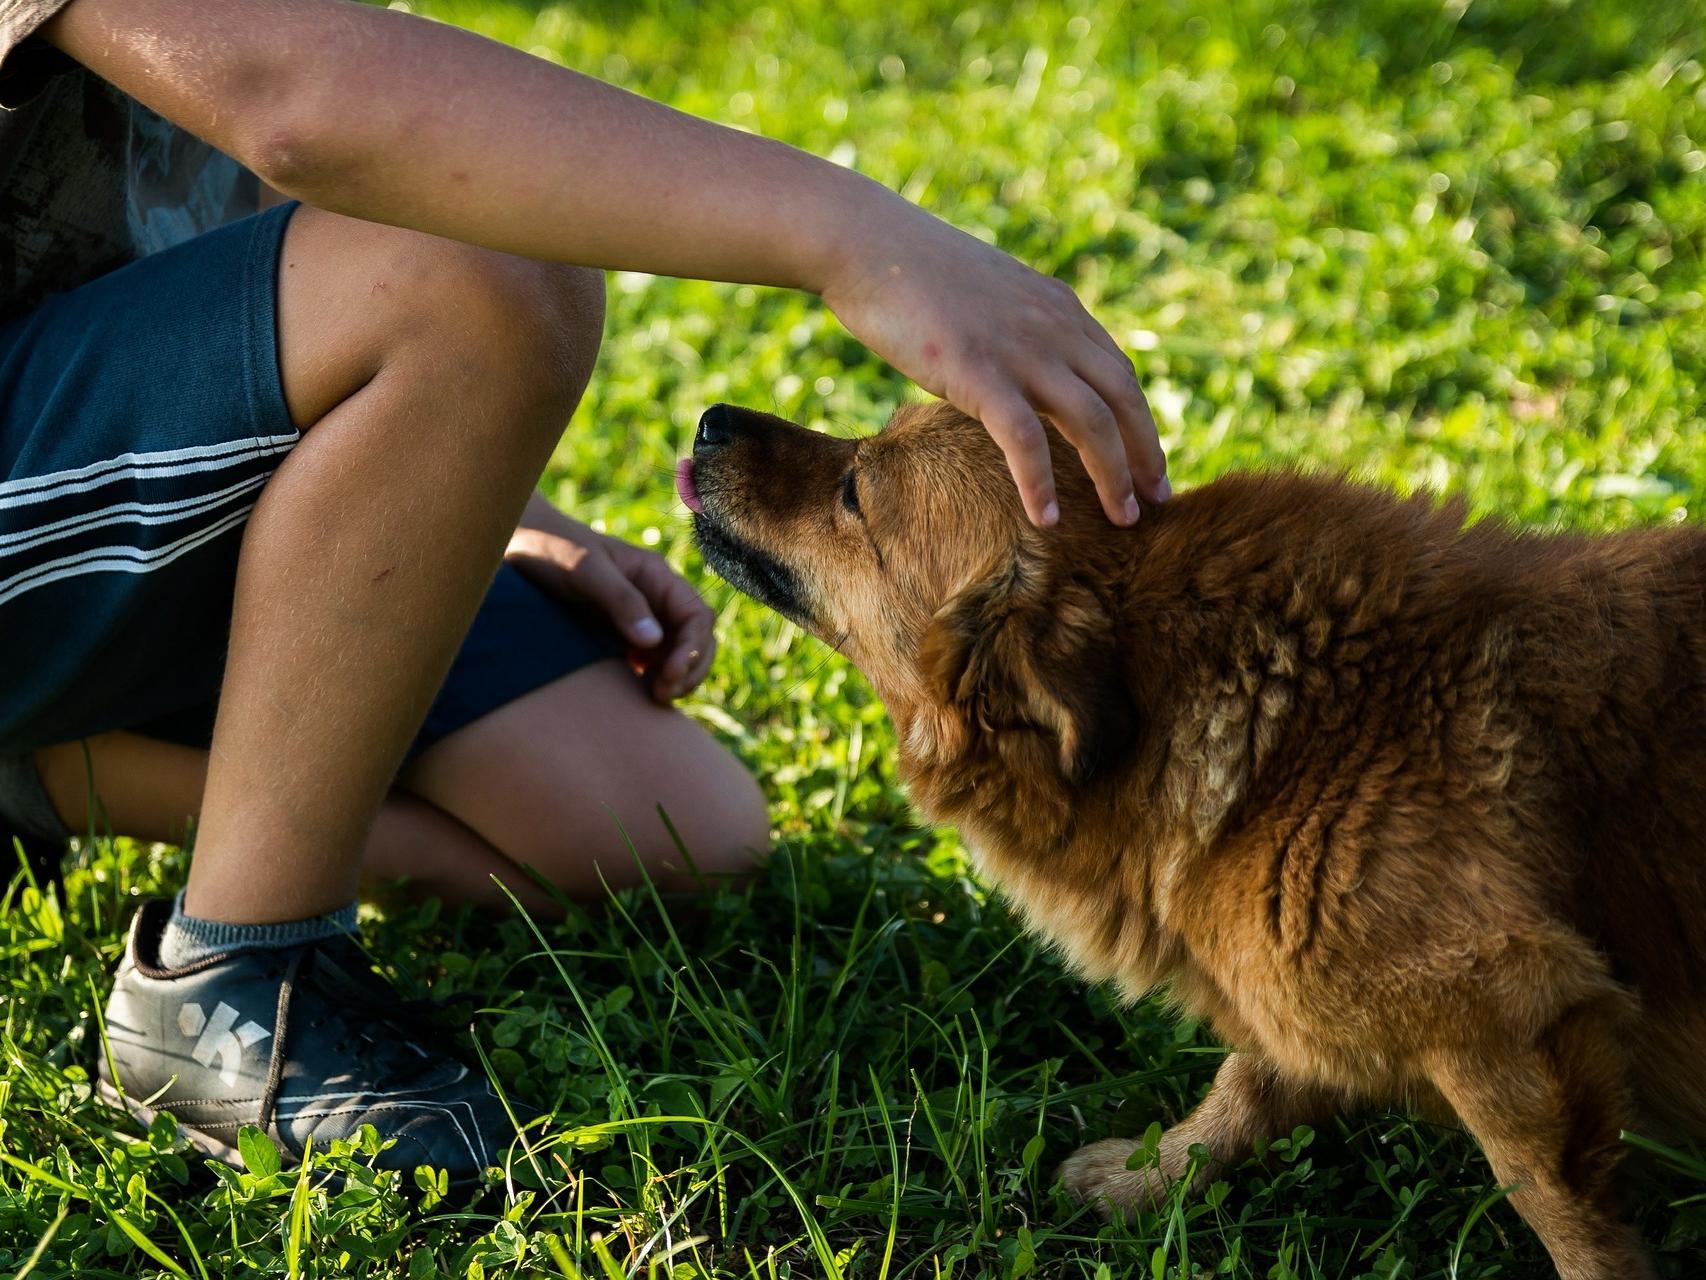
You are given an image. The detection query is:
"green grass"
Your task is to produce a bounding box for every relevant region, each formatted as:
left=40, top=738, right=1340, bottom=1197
left=7, top=0, right=1706, bottom=1274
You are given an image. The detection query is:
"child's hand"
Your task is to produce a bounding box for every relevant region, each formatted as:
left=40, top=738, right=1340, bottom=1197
left=505, top=523, right=715, bottom=703
left=820, top=201, right=1166, bottom=529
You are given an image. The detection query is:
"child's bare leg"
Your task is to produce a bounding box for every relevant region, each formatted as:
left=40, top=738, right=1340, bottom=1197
left=35, top=728, right=553, bottom=913
left=35, top=667, right=768, bottom=908
left=183, top=206, right=604, bottom=923
left=400, top=659, right=768, bottom=896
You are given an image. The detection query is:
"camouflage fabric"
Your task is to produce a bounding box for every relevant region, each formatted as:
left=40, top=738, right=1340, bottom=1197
left=0, top=2, right=260, bottom=324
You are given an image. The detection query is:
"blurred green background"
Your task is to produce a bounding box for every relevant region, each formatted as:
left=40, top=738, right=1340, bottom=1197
left=472, top=0, right=1706, bottom=537
left=5, top=1, right=1705, bottom=1276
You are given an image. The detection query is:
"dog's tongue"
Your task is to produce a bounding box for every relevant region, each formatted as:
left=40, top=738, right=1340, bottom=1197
left=675, top=457, right=704, bottom=514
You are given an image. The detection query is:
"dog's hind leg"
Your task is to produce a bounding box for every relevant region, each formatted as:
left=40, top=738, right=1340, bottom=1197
left=1058, top=1051, right=1338, bottom=1218
left=1628, top=1001, right=1706, bottom=1140
left=1419, top=1001, right=1652, bottom=1280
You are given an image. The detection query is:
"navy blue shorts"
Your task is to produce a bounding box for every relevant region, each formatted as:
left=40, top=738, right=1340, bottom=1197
left=0, top=202, right=622, bottom=842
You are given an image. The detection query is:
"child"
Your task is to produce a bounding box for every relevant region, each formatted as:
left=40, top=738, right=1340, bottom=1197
left=0, top=0, right=1167, bottom=1177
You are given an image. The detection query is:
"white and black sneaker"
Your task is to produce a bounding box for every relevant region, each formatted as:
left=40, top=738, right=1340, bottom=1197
left=97, top=898, right=537, bottom=1182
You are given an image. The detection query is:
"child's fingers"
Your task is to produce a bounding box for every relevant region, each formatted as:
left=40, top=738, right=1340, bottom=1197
left=679, top=635, right=715, bottom=691
left=570, top=547, right=664, bottom=646
left=622, top=551, right=716, bottom=700
left=652, top=623, right=714, bottom=701
left=658, top=637, right=715, bottom=700
left=969, top=382, right=1059, bottom=527
left=506, top=531, right=664, bottom=646
left=1029, top=368, right=1140, bottom=526
left=655, top=622, right=709, bottom=679
left=827, top=211, right=1171, bottom=525
left=1075, top=344, right=1168, bottom=502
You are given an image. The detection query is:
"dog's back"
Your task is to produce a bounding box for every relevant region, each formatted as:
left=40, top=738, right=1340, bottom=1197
left=1511, top=524, right=1706, bottom=1135
left=1130, top=472, right=1706, bottom=1135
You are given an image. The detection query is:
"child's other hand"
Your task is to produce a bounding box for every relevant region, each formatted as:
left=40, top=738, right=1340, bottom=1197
left=505, top=524, right=715, bottom=703
left=820, top=200, right=1166, bottom=529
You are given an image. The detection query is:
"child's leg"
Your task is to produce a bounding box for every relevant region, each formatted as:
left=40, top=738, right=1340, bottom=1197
left=3, top=199, right=616, bottom=1175
left=35, top=660, right=767, bottom=908
left=184, top=206, right=605, bottom=924
left=33, top=731, right=549, bottom=911
left=400, top=658, right=769, bottom=896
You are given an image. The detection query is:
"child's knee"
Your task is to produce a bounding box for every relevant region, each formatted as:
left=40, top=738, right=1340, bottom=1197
left=277, top=206, right=603, bottom=432
left=652, top=745, right=769, bottom=886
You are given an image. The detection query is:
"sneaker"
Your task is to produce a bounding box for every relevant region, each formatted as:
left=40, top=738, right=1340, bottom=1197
left=97, top=898, right=537, bottom=1181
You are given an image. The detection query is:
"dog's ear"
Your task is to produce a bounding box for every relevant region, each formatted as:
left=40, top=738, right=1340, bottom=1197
left=921, top=565, right=1134, bottom=785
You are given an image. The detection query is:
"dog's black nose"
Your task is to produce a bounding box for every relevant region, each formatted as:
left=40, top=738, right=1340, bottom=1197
left=695, top=403, right=738, bottom=454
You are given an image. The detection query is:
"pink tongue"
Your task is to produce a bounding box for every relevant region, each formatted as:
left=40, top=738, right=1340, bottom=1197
left=675, top=457, right=704, bottom=514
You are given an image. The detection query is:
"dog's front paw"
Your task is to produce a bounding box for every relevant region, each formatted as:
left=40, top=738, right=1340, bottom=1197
left=1057, top=1137, right=1172, bottom=1218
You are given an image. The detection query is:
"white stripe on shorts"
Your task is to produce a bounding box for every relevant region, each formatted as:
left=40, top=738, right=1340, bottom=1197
left=0, top=502, right=256, bottom=608
left=0, top=471, right=271, bottom=560
left=0, top=433, right=299, bottom=508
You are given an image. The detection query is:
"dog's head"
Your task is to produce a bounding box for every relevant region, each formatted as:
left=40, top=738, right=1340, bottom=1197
left=682, top=400, right=1138, bottom=785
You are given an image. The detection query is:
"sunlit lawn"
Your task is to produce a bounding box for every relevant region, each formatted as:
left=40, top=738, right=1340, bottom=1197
left=4, top=0, right=1705, bottom=1275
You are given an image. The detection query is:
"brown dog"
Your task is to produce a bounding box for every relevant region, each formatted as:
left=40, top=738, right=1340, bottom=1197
left=681, top=398, right=1706, bottom=1279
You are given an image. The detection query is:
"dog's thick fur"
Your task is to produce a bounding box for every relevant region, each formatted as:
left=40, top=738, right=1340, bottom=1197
left=689, top=399, right=1706, bottom=1279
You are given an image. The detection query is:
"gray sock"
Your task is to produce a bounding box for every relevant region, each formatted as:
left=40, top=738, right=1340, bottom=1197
left=157, top=890, right=358, bottom=969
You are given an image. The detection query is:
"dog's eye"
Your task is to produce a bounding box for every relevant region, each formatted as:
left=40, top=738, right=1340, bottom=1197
left=841, top=469, right=863, bottom=520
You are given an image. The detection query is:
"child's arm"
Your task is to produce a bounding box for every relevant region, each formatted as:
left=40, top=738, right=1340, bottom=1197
left=43, top=0, right=1165, bottom=527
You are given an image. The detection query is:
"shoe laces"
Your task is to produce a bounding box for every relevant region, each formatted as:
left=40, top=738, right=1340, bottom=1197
left=255, top=938, right=472, bottom=1139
